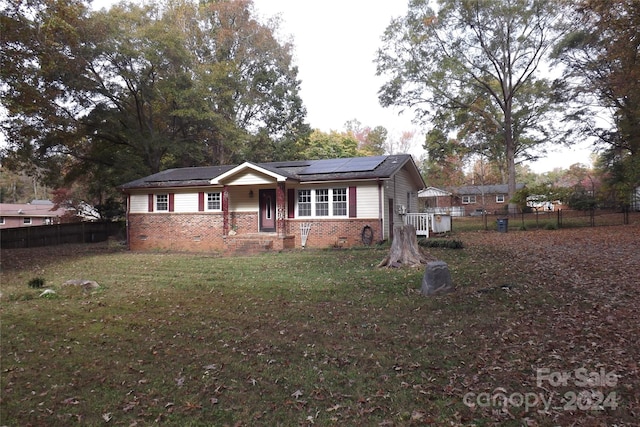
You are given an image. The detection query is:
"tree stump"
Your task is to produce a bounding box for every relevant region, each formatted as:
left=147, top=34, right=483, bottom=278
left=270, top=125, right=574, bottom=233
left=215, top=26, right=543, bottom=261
left=377, top=224, right=430, bottom=268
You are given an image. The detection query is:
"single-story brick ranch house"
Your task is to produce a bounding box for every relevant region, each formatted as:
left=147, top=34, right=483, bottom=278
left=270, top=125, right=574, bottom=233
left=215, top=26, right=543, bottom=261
left=0, top=200, right=70, bottom=229
left=419, top=183, right=525, bottom=215
left=119, top=154, right=425, bottom=252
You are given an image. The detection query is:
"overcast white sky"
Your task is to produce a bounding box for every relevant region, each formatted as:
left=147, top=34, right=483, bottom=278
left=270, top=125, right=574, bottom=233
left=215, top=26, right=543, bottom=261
left=252, top=0, right=596, bottom=173
left=253, top=1, right=415, bottom=136
left=86, top=0, right=595, bottom=173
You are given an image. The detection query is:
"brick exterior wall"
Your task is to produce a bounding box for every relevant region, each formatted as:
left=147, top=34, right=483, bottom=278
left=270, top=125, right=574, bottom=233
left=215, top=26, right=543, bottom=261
left=128, top=213, right=226, bottom=252
left=229, top=212, right=259, bottom=234
left=128, top=213, right=382, bottom=252
left=285, top=219, right=382, bottom=248
left=456, top=196, right=509, bottom=215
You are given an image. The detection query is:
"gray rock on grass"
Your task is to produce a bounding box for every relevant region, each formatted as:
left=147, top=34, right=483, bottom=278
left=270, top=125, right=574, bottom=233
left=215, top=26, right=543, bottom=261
left=421, top=261, right=455, bottom=296
left=63, top=279, right=101, bottom=293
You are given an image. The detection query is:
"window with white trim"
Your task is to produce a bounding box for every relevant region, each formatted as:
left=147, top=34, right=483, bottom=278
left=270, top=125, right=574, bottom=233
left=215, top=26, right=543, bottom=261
left=298, top=190, right=312, bottom=217
left=207, top=192, right=221, bottom=210
left=496, top=194, right=505, bottom=203
left=333, top=188, right=347, bottom=216
left=0, top=217, right=4, bottom=225
left=462, top=195, right=476, bottom=204
left=297, top=188, right=348, bottom=217
left=23, top=217, right=32, bottom=225
left=316, top=189, right=329, bottom=216
left=156, top=194, right=168, bottom=211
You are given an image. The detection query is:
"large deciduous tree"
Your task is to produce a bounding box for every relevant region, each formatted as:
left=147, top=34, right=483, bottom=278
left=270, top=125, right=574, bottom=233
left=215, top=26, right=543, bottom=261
left=376, top=0, right=566, bottom=209
left=421, top=129, right=467, bottom=188
left=554, top=0, right=640, bottom=207
left=298, top=129, right=359, bottom=160
left=1, top=0, right=308, bottom=205
left=0, top=0, right=96, bottom=181
left=344, top=119, right=387, bottom=156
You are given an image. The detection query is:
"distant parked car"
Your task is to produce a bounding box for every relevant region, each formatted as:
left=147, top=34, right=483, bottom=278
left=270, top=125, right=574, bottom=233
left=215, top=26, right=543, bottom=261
left=469, top=208, right=488, bottom=216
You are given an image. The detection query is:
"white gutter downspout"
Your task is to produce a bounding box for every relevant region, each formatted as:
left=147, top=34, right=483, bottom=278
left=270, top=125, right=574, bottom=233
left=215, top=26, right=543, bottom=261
left=126, top=194, right=131, bottom=250
left=377, top=178, right=384, bottom=240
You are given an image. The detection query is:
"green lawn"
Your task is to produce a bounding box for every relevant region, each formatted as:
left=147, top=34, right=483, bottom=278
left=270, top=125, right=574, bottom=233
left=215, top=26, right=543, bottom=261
left=1, top=225, right=638, bottom=426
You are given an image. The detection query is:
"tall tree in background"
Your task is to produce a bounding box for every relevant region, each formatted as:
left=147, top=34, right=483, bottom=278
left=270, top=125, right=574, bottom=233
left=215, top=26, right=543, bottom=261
left=84, top=0, right=308, bottom=169
left=554, top=0, right=640, bottom=206
left=362, top=126, right=388, bottom=156
left=189, top=0, right=309, bottom=164
left=1, top=0, right=309, bottom=207
left=345, top=119, right=387, bottom=156
left=469, top=157, right=506, bottom=186
left=421, top=128, right=466, bottom=188
left=344, top=119, right=420, bottom=157
left=376, top=0, right=566, bottom=209
left=0, top=0, right=96, bottom=184
left=298, top=129, right=359, bottom=160
left=384, top=130, right=413, bottom=155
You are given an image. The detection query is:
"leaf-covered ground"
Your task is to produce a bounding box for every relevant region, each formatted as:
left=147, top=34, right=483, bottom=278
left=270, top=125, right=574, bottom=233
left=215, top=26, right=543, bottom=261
left=1, top=224, right=639, bottom=426
left=444, top=225, right=640, bottom=426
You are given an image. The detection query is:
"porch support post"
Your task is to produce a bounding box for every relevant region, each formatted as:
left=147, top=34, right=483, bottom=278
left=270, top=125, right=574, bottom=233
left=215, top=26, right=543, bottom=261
left=276, top=181, right=286, bottom=237
left=222, top=185, right=229, bottom=236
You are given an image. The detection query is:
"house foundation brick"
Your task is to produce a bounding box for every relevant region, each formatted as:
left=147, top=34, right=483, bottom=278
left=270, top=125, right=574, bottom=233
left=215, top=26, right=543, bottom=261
left=286, top=219, right=381, bottom=248
left=128, top=214, right=382, bottom=252
left=128, top=213, right=226, bottom=252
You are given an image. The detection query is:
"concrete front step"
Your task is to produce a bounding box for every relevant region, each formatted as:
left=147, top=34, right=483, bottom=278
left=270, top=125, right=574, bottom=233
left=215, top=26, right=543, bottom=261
left=224, top=234, right=293, bottom=254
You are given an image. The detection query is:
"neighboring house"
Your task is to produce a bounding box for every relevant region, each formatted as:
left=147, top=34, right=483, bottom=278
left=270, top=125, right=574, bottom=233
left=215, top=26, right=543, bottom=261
left=423, top=184, right=525, bottom=215
left=118, top=154, right=425, bottom=252
left=0, top=200, right=69, bottom=229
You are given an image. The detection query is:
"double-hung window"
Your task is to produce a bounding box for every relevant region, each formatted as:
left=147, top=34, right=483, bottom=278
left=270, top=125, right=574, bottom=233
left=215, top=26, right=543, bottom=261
left=496, top=194, right=505, bottom=203
left=207, top=192, right=221, bottom=210
left=156, top=194, right=169, bottom=211
left=297, top=188, right=347, bottom=217
left=333, top=188, right=347, bottom=216
left=315, top=189, right=329, bottom=216
left=298, top=190, right=312, bottom=217
left=462, top=195, right=476, bottom=204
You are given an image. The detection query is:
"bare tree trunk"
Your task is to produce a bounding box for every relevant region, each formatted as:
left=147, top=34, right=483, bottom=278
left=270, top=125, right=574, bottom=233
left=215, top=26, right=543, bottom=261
left=378, top=224, right=430, bottom=268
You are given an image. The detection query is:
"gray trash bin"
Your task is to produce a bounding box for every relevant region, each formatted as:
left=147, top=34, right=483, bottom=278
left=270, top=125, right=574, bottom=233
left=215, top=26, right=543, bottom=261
left=496, top=218, right=508, bottom=233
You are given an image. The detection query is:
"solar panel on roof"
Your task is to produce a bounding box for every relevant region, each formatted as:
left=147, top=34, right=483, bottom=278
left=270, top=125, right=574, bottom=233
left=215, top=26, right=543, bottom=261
left=299, top=156, right=387, bottom=175
left=335, top=156, right=386, bottom=173
left=299, top=159, right=349, bottom=174
left=271, top=161, right=311, bottom=168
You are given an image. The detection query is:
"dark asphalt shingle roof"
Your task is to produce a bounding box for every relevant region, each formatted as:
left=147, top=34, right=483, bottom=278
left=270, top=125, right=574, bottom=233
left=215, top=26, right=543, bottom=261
left=118, top=165, right=235, bottom=190
left=119, top=155, right=420, bottom=190
left=447, top=183, right=525, bottom=195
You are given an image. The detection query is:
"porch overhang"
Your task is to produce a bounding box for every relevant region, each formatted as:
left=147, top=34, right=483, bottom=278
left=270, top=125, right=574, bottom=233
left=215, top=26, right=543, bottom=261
left=210, top=162, right=288, bottom=185
left=418, top=187, right=452, bottom=198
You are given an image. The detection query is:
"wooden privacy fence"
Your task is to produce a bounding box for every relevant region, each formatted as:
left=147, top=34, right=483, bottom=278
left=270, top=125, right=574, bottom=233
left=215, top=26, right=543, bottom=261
left=0, top=221, right=123, bottom=249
